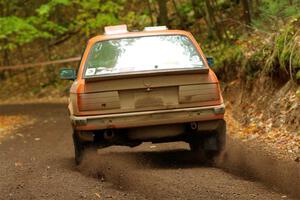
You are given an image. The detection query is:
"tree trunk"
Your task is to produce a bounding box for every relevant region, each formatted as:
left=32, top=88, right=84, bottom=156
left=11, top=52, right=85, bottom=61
left=157, top=0, right=169, bottom=26
left=191, top=0, right=202, bottom=19
left=204, top=0, right=222, bottom=41
left=241, top=0, right=251, bottom=25
left=172, top=0, right=186, bottom=28
left=3, top=48, right=10, bottom=66
left=147, top=0, right=155, bottom=26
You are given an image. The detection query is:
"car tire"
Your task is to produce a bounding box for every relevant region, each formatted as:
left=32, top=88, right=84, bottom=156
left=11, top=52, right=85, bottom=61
left=189, top=120, right=226, bottom=163
left=73, top=131, right=97, bottom=165
left=189, top=140, right=214, bottom=163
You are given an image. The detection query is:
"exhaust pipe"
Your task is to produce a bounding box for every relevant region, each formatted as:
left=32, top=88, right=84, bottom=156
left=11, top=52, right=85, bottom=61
left=104, top=130, right=114, bottom=140
left=190, top=122, right=198, bottom=130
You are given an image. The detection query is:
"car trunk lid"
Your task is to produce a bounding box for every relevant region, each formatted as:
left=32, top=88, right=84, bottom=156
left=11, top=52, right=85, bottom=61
left=75, top=70, right=220, bottom=115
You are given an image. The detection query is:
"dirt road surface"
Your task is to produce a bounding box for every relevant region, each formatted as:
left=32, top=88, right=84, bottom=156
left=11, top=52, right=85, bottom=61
left=0, top=103, right=298, bottom=200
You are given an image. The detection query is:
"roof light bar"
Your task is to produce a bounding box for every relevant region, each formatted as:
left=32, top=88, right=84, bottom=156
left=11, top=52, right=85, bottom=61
left=144, top=26, right=168, bottom=31
left=104, top=25, right=128, bottom=35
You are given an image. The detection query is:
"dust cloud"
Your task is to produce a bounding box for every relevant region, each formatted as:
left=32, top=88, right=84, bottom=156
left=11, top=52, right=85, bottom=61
left=77, top=140, right=300, bottom=199
left=76, top=147, right=171, bottom=199
left=216, top=137, right=300, bottom=199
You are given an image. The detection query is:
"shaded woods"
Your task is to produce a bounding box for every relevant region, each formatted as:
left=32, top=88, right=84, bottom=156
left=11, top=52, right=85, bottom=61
left=0, top=0, right=299, bottom=98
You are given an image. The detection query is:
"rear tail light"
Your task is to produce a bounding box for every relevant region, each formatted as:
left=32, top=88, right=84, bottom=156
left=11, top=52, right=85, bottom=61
left=77, top=91, right=120, bottom=111
left=178, top=83, right=220, bottom=103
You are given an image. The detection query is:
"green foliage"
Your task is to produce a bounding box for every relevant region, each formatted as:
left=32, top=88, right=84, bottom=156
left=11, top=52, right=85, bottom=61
left=0, top=0, right=126, bottom=51
left=243, top=49, right=266, bottom=77
left=253, top=0, right=300, bottom=31
left=0, top=0, right=299, bottom=85
left=206, top=43, right=243, bottom=69
left=74, top=0, right=123, bottom=35
left=259, top=0, right=300, bottom=18
left=176, top=1, right=194, bottom=22
left=204, top=42, right=244, bottom=80
left=123, top=11, right=152, bottom=28
left=0, top=0, right=71, bottom=51
left=205, top=16, right=300, bottom=81
left=263, top=20, right=300, bottom=78
left=36, top=0, right=71, bottom=17
left=0, top=16, right=52, bottom=50
left=33, top=0, right=71, bottom=35
left=297, top=70, right=300, bottom=80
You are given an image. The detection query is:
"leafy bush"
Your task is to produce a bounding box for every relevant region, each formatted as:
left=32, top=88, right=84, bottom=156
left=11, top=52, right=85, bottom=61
left=252, top=0, right=300, bottom=31
left=0, top=16, right=52, bottom=50
left=262, top=19, right=300, bottom=80
left=205, top=42, right=243, bottom=80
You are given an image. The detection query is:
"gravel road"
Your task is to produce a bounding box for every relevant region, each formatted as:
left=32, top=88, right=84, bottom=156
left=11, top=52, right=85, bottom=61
left=0, top=103, right=298, bottom=200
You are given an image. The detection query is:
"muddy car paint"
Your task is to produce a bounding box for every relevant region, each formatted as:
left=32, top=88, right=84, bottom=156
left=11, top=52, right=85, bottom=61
left=64, top=26, right=226, bottom=164
left=69, top=30, right=224, bottom=116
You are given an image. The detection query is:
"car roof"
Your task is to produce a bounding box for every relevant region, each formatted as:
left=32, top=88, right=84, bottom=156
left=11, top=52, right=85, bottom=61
left=88, top=28, right=194, bottom=44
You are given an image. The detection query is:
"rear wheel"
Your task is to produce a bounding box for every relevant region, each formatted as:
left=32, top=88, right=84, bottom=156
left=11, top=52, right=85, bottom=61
left=189, top=139, right=219, bottom=163
left=189, top=120, right=226, bottom=163
left=73, top=131, right=97, bottom=165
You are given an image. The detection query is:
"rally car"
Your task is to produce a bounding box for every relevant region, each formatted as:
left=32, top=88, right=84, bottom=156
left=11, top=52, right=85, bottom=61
left=60, top=25, right=226, bottom=164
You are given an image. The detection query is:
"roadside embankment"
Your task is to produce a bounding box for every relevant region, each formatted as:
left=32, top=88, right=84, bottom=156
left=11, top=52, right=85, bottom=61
left=218, top=78, right=300, bottom=199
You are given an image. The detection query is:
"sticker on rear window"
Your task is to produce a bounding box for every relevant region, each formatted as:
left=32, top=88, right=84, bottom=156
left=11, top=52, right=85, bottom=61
left=191, top=56, right=203, bottom=67
left=85, top=68, right=96, bottom=76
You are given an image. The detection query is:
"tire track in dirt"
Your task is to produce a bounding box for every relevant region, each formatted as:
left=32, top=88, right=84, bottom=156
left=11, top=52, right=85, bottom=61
left=1, top=103, right=299, bottom=200
left=78, top=142, right=297, bottom=200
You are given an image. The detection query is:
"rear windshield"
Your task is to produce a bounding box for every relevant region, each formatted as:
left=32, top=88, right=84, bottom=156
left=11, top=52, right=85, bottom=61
left=84, top=35, right=204, bottom=77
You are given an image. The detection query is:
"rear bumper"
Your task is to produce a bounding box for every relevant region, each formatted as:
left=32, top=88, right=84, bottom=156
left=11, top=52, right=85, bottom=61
left=71, top=104, right=225, bottom=131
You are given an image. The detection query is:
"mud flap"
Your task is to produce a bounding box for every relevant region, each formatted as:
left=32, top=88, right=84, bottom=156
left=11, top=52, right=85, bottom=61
left=73, top=131, right=97, bottom=165
left=216, top=119, right=226, bottom=152
left=204, top=136, right=218, bottom=151
left=200, top=119, right=226, bottom=151
left=73, top=132, right=85, bottom=165
left=191, top=119, right=226, bottom=155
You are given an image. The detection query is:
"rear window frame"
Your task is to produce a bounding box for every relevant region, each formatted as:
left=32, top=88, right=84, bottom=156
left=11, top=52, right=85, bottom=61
left=82, top=34, right=207, bottom=79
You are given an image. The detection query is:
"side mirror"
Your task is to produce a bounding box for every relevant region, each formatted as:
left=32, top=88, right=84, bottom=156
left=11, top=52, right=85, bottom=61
left=60, top=68, right=76, bottom=80
left=206, top=57, right=214, bottom=67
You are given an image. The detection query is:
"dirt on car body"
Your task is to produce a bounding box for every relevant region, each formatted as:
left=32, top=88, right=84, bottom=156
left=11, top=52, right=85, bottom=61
left=61, top=25, right=226, bottom=165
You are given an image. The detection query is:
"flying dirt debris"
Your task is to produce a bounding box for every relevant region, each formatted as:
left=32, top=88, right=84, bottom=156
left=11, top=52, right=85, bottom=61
left=0, top=103, right=299, bottom=200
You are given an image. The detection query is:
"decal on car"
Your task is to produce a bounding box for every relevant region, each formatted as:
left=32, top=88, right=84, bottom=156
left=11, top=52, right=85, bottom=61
left=85, top=68, right=96, bottom=76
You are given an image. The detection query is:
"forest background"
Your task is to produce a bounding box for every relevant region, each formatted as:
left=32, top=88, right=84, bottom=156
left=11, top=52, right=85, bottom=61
left=0, top=0, right=299, bottom=98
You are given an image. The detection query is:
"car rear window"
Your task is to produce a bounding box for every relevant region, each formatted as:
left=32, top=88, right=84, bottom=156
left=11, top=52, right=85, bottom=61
left=84, top=35, right=204, bottom=77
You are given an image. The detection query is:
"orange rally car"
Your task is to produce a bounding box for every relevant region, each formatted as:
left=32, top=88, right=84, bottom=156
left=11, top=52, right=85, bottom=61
left=60, top=25, right=226, bottom=165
